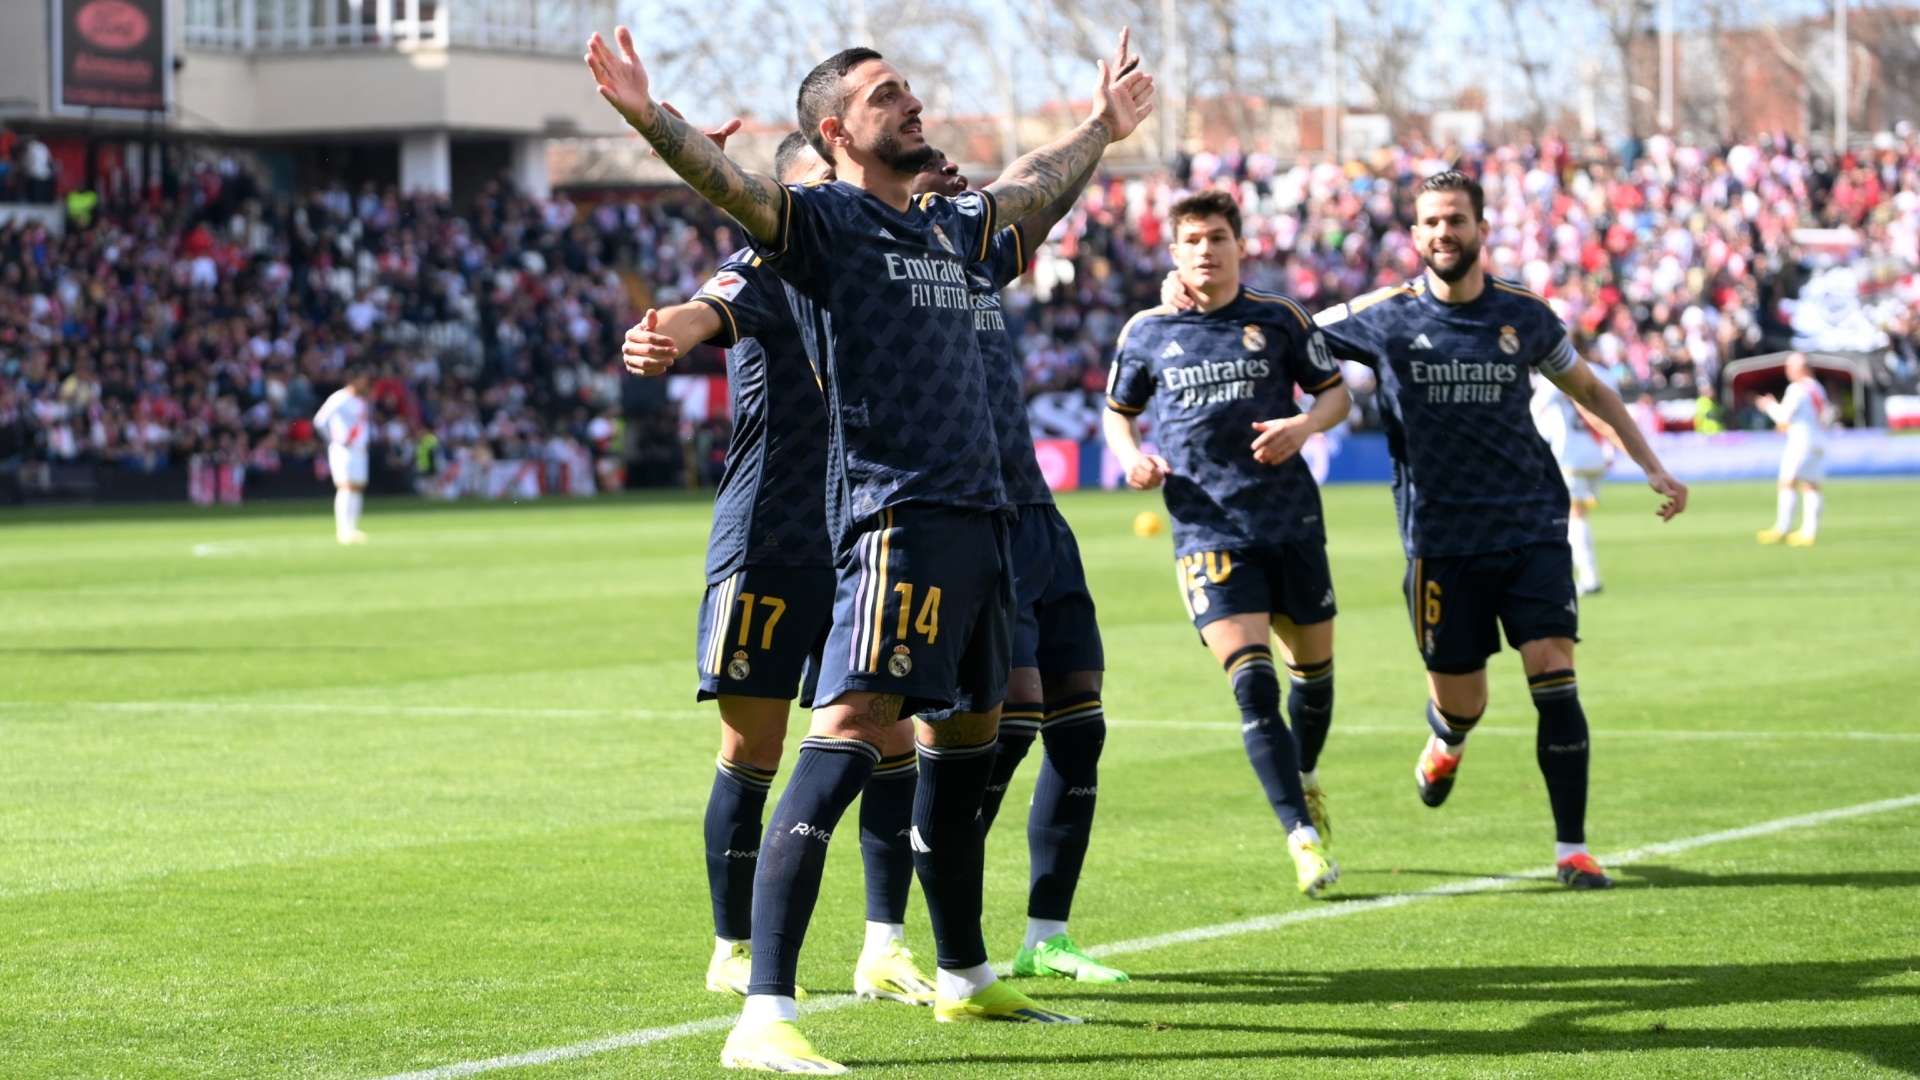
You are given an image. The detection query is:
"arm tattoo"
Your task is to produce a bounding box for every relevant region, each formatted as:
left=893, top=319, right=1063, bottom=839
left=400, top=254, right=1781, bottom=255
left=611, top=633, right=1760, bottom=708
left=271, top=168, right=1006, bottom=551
left=1016, top=154, right=1099, bottom=262
left=986, top=119, right=1111, bottom=224
left=633, top=105, right=783, bottom=242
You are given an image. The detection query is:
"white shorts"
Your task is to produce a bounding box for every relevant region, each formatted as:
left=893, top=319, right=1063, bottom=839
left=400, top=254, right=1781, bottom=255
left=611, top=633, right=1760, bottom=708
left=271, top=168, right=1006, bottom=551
left=1563, top=468, right=1605, bottom=506
left=329, top=445, right=369, bottom=487
left=1780, top=445, right=1826, bottom=485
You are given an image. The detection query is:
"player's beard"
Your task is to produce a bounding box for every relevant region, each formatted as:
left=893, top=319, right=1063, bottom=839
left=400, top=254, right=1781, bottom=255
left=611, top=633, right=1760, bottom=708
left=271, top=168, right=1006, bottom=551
left=1422, top=236, right=1481, bottom=283
left=873, top=131, right=937, bottom=176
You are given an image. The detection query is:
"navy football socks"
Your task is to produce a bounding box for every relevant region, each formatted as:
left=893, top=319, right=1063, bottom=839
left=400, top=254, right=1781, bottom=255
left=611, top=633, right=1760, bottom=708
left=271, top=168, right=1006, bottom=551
left=1286, top=657, right=1335, bottom=774
left=1530, top=669, right=1590, bottom=845
left=1427, top=700, right=1482, bottom=747
left=1028, top=693, right=1105, bottom=921
left=704, top=756, right=774, bottom=942
left=858, top=751, right=917, bottom=925
left=912, top=738, right=996, bottom=971
left=745, top=736, right=878, bottom=997
left=978, top=702, right=1040, bottom=833
left=1226, top=644, right=1310, bottom=833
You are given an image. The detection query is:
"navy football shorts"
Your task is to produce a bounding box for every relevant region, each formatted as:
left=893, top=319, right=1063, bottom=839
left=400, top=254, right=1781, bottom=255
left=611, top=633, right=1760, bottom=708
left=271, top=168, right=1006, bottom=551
left=1404, top=541, right=1581, bottom=675
left=1174, top=541, right=1338, bottom=634
left=812, top=506, right=1012, bottom=718
left=695, top=564, right=835, bottom=701
left=1009, top=504, right=1104, bottom=676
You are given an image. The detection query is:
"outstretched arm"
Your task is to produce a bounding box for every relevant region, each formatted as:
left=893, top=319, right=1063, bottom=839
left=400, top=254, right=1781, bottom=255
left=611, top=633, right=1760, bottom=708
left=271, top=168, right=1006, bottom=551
left=622, top=304, right=725, bottom=377
left=985, top=29, right=1154, bottom=224
left=1008, top=32, right=1139, bottom=262
left=585, top=28, right=783, bottom=242
left=1547, top=361, right=1689, bottom=520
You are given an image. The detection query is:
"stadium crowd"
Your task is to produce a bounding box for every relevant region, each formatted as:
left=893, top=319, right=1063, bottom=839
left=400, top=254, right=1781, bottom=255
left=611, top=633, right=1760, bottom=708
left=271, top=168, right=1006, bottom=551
left=3, top=130, right=1918, bottom=486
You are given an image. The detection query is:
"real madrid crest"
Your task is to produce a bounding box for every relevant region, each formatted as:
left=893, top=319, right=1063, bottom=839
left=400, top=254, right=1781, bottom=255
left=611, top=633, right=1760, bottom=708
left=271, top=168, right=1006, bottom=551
left=1242, top=324, right=1267, bottom=352
left=727, top=651, right=752, bottom=681
left=930, top=224, right=957, bottom=255
left=887, top=645, right=914, bottom=677
left=1498, top=325, right=1521, bottom=355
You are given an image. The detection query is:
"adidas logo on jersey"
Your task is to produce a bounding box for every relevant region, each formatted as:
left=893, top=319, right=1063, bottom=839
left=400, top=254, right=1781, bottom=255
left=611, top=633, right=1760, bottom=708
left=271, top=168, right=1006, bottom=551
left=909, top=826, right=932, bottom=854
left=1410, top=333, right=1434, bottom=350
left=1321, top=588, right=1336, bottom=607
left=1161, top=341, right=1185, bottom=358
left=876, top=227, right=897, bottom=241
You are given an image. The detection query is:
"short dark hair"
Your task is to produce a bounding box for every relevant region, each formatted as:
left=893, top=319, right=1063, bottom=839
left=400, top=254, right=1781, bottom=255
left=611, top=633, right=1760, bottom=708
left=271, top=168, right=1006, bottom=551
left=1168, top=190, right=1241, bottom=239
left=1417, top=169, right=1485, bottom=219
left=773, top=131, right=814, bottom=183
left=796, top=47, right=883, bottom=160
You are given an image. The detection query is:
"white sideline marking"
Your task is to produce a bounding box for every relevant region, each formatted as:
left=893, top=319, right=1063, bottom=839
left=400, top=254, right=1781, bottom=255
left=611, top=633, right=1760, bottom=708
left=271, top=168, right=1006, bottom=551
left=1111, top=720, right=1920, bottom=743
left=368, top=792, right=1920, bottom=1080
left=3, top=702, right=1915, bottom=742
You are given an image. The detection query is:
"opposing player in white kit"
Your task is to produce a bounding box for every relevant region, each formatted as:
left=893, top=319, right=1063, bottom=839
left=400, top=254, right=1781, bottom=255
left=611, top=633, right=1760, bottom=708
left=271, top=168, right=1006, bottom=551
left=314, top=369, right=372, bottom=544
left=1756, top=353, right=1833, bottom=547
left=1532, top=372, right=1614, bottom=595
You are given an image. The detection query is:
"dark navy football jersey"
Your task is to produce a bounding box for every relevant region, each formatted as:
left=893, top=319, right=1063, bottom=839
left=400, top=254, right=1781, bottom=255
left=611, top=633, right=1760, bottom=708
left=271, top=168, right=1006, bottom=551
left=1106, top=288, right=1344, bottom=556
left=690, top=249, right=832, bottom=583
left=752, top=181, right=1007, bottom=538
left=1313, top=275, right=1579, bottom=558
left=972, top=225, right=1052, bottom=507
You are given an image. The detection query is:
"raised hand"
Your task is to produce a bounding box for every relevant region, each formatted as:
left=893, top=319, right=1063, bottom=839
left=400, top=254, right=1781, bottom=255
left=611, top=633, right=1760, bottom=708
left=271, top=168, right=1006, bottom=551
left=1087, top=27, right=1155, bottom=142
left=585, top=26, right=656, bottom=131
left=656, top=101, right=742, bottom=155
left=622, top=309, right=677, bottom=376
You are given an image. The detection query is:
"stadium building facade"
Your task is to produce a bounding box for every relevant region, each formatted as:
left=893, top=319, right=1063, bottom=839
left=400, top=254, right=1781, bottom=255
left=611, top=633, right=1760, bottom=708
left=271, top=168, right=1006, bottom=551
left=0, top=0, right=630, bottom=203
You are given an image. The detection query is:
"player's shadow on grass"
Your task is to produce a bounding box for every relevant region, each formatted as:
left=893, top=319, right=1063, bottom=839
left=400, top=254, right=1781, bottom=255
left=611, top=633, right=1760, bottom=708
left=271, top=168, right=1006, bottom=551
left=958, top=957, right=1920, bottom=1074
left=0, top=645, right=386, bottom=656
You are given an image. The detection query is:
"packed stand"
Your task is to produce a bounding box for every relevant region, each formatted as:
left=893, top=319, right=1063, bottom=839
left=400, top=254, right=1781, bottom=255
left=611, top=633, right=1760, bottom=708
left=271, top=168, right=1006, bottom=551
left=0, top=163, right=744, bottom=490
left=1002, top=131, right=1920, bottom=438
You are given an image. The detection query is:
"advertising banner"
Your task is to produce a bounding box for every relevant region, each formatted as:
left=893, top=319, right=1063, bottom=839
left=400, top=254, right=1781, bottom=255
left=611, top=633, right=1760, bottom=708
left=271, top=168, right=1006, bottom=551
left=54, top=0, right=170, bottom=114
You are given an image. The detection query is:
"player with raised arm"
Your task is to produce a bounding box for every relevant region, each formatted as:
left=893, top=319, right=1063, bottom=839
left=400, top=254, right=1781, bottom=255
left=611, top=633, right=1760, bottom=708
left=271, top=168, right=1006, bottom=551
left=1532, top=371, right=1615, bottom=595
left=620, top=131, right=936, bottom=1010
left=587, top=25, right=1153, bottom=1073
left=1105, top=191, right=1350, bottom=900
left=1313, top=171, right=1689, bottom=890
left=1756, top=352, right=1832, bottom=547
left=313, top=367, right=371, bottom=544
left=908, top=116, right=1126, bottom=982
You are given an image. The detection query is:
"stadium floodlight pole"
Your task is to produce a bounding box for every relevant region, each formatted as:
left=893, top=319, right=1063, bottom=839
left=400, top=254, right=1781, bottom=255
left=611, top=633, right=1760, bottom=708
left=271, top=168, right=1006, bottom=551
left=1324, top=7, right=1340, bottom=163
left=1657, top=0, right=1674, bottom=132
left=1835, top=0, right=1849, bottom=151
left=1159, top=0, right=1182, bottom=165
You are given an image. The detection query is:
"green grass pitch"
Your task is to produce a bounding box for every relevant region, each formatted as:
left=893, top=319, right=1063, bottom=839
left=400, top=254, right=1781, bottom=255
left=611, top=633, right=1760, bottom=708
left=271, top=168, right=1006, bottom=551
left=3, top=479, right=1918, bottom=1078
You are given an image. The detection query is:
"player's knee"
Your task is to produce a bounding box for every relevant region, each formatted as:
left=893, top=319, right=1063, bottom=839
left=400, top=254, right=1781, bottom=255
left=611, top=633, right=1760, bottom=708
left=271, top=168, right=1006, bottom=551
left=1008, top=667, right=1045, bottom=705
left=1286, top=656, right=1334, bottom=704
left=1224, top=644, right=1281, bottom=716
left=1520, top=638, right=1576, bottom=676
left=812, top=692, right=899, bottom=747
left=918, top=707, right=999, bottom=748
left=1040, top=669, right=1102, bottom=702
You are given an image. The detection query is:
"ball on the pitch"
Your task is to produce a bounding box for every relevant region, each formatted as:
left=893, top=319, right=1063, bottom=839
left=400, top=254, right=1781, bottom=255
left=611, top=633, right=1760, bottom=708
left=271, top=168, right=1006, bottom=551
left=1132, top=510, right=1164, bottom=538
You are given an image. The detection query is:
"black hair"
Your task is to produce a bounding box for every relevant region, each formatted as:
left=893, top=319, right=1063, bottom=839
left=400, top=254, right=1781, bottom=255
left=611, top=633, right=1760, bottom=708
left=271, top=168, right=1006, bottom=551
left=1418, top=169, right=1486, bottom=219
left=1168, top=190, right=1242, bottom=239
left=773, top=131, right=814, bottom=182
left=796, top=47, right=884, bottom=160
